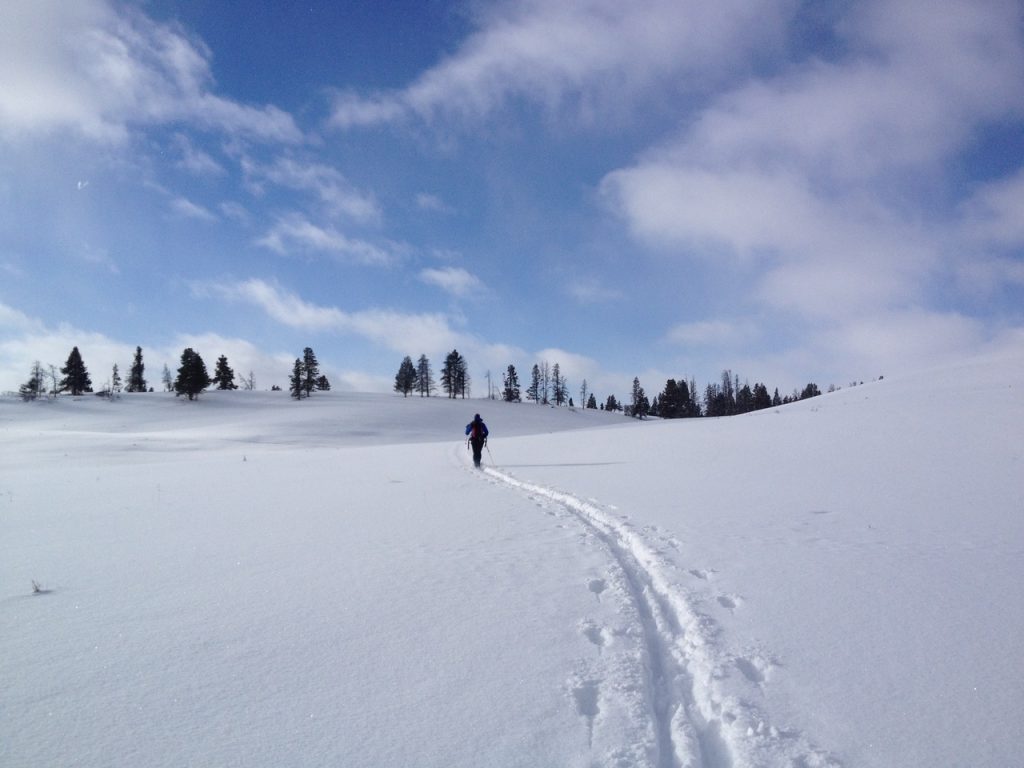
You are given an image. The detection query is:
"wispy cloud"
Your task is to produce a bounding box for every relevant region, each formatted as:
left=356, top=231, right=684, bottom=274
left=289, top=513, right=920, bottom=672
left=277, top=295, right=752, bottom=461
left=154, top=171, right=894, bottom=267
left=255, top=214, right=395, bottom=265
left=601, top=0, right=1024, bottom=327
left=566, top=278, right=622, bottom=304
left=243, top=155, right=381, bottom=223
left=170, top=196, right=217, bottom=222
left=200, top=278, right=462, bottom=355
left=666, top=319, right=757, bottom=347
left=328, top=0, right=784, bottom=129
left=172, top=133, right=224, bottom=176
left=0, top=0, right=301, bottom=143
left=416, top=193, right=454, bottom=214
left=419, top=266, right=484, bottom=297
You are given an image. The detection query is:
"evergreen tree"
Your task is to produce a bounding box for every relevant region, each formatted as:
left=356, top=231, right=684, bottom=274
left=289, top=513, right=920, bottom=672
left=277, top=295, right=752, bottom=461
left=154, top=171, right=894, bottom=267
left=212, top=355, right=238, bottom=390
left=800, top=382, right=821, bottom=399
left=416, top=354, right=435, bottom=397
left=127, top=346, right=147, bottom=392
left=289, top=359, right=304, bottom=400
left=19, top=361, right=45, bottom=401
left=772, top=387, right=782, bottom=407
left=630, top=377, right=649, bottom=419
left=586, top=393, right=598, bottom=409
left=552, top=363, right=567, bottom=406
left=736, top=382, right=754, bottom=414
left=162, top=364, right=173, bottom=392
left=395, top=356, right=417, bottom=397
left=658, top=379, right=684, bottom=418
left=316, top=375, right=331, bottom=391
left=753, top=383, right=772, bottom=411
left=604, top=394, right=620, bottom=412
left=441, top=349, right=469, bottom=398
left=301, top=347, right=320, bottom=396
left=688, top=377, right=701, bottom=417
left=60, top=346, right=92, bottom=395
left=111, top=363, right=122, bottom=395
left=173, top=348, right=210, bottom=400
left=526, top=364, right=541, bottom=404
left=503, top=364, right=521, bottom=402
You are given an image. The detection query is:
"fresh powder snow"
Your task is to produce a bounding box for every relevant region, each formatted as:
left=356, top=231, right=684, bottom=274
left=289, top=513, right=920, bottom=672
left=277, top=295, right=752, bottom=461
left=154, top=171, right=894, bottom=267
left=2, top=348, right=1022, bottom=767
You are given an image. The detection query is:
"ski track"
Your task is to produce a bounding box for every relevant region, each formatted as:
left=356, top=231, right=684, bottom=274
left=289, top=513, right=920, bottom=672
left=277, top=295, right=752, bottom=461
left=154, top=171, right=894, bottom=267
left=466, top=452, right=840, bottom=768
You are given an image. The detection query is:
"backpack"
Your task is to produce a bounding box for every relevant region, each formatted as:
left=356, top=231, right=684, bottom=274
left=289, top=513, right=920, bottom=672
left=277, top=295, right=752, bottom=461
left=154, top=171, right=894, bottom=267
left=471, top=421, right=485, bottom=441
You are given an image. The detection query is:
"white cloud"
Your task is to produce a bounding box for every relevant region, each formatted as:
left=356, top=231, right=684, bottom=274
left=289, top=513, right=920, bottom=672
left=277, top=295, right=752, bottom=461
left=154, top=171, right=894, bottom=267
left=601, top=0, right=1024, bottom=323
left=170, top=196, right=217, bottom=222
left=566, top=278, right=622, bottom=304
left=0, top=0, right=301, bottom=143
left=200, top=279, right=461, bottom=355
left=416, top=193, right=453, bottom=214
left=328, top=0, right=784, bottom=129
left=173, top=133, right=224, bottom=176
left=959, top=168, right=1024, bottom=248
left=666, top=319, right=757, bottom=347
left=244, top=155, right=381, bottom=223
left=255, top=214, right=394, bottom=266
left=419, top=266, right=484, bottom=297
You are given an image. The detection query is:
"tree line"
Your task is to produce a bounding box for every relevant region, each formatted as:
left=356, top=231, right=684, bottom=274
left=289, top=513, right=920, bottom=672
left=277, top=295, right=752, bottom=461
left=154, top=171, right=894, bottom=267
left=18, top=346, right=261, bottom=401
left=18, top=344, right=824, bottom=417
left=392, top=354, right=823, bottom=418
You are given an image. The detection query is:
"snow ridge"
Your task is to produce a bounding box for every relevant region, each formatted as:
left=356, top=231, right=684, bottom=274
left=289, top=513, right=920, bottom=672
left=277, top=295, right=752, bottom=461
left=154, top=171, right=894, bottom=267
left=480, top=464, right=840, bottom=768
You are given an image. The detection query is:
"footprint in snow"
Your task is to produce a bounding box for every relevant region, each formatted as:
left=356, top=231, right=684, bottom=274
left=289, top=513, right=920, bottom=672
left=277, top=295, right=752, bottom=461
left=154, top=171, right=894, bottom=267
left=734, top=654, right=777, bottom=686
left=570, top=678, right=601, bottom=748
left=717, top=593, right=744, bottom=613
left=578, top=619, right=607, bottom=655
left=688, top=568, right=716, bottom=581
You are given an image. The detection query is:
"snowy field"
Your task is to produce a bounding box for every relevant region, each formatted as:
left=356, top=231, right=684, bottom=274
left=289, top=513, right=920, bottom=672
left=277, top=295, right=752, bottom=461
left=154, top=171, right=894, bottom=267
left=2, top=348, right=1022, bottom=768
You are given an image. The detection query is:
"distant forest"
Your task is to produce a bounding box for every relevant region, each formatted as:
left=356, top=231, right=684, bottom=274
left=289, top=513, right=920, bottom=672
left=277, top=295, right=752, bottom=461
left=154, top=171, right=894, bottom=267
left=18, top=345, right=860, bottom=420
left=397, top=351, right=843, bottom=419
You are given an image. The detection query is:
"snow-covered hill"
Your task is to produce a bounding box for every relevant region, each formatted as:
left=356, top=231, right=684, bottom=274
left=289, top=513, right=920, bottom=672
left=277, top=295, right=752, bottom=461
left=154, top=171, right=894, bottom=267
left=2, top=348, right=1022, bottom=767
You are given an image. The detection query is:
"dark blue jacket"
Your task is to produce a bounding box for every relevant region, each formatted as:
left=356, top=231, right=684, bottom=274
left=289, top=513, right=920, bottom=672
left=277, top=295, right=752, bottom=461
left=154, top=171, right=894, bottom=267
left=465, top=416, right=489, bottom=442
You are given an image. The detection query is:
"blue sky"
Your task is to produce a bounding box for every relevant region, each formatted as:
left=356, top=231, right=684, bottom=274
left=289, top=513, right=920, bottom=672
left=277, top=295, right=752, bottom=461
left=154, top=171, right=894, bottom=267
left=2, top=0, right=1023, bottom=400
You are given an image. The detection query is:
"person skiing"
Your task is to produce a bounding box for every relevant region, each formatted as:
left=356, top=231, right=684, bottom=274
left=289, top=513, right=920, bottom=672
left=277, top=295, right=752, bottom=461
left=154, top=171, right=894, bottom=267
left=465, top=413, right=489, bottom=468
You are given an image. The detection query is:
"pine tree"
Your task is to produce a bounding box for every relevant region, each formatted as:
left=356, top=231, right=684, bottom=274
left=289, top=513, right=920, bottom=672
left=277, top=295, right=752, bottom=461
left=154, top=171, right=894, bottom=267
left=395, top=356, right=417, bottom=397
left=19, top=361, right=45, bottom=401
left=586, top=393, right=598, bottom=409
left=127, top=347, right=147, bottom=392
left=753, top=383, right=772, bottom=411
left=212, top=355, right=238, bottom=390
left=289, top=359, right=304, bottom=400
left=301, top=347, right=320, bottom=396
left=604, top=394, right=619, bottom=412
left=630, top=377, right=649, bottom=419
left=441, top=349, right=469, bottom=398
left=162, top=364, right=173, bottom=392
left=800, top=383, right=821, bottom=399
left=60, top=347, right=92, bottom=395
left=173, top=348, right=210, bottom=400
left=111, top=363, right=122, bottom=395
left=526, top=364, right=541, bottom=404
left=416, top=354, right=434, bottom=397
left=552, top=363, right=567, bottom=406
left=659, top=379, right=684, bottom=418
left=502, top=364, right=521, bottom=402
left=316, top=375, right=331, bottom=391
